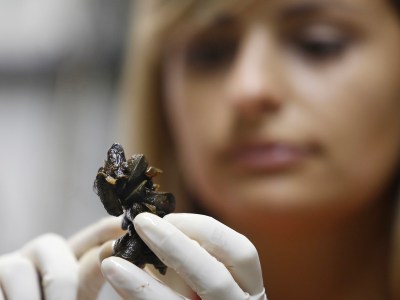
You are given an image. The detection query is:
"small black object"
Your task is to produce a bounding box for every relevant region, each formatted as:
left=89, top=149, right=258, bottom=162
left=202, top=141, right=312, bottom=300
left=94, top=143, right=175, bottom=274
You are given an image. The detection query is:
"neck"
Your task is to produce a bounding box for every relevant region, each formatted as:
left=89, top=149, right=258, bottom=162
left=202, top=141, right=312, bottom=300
left=233, top=199, right=394, bottom=300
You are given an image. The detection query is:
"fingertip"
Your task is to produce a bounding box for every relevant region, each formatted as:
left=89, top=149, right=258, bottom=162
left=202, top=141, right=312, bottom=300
left=101, top=257, right=183, bottom=299
left=101, top=257, right=113, bottom=275
left=133, top=212, right=161, bottom=227
left=163, top=213, right=192, bottom=225
left=133, top=213, right=165, bottom=240
left=101, top=257, right=148, bottom=298
left=101, top=257, right=126, bottom=286
left=101, top=257, right=137, bottom=279
left=101, top=257, right=122, bottom=273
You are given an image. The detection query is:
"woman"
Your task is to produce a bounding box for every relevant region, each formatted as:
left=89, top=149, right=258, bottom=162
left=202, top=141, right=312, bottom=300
left=104, top=0, right=400, bottom=299
left=0, top=0, right=399, bottom=299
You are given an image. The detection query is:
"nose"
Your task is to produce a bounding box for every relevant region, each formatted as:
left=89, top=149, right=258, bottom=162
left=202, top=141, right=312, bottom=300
left=226, top=24, right=284, bottom=120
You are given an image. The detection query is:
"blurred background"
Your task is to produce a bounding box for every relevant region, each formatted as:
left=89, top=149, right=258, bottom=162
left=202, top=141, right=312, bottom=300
left=0, top=0, right=131, bottom=253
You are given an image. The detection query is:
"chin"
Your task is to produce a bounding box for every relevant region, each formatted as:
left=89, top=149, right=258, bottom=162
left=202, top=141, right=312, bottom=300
left=203, top=179, right=351, bottom=224
left=224, top=178, right=325, bottom=208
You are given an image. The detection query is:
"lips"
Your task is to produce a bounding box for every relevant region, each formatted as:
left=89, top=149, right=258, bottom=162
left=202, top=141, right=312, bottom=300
left=225, top=141, right=315, bottom=172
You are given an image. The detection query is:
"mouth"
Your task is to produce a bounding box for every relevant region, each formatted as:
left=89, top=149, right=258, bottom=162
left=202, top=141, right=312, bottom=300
left=224, top=140, right=318, bottom=173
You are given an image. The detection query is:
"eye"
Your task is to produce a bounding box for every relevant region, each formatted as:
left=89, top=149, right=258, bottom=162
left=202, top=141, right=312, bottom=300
left=290, top=25, right=351, bottom=61
left=185, top=34, right=239, bottom=72
left=296, top=36, right=348, bottom=59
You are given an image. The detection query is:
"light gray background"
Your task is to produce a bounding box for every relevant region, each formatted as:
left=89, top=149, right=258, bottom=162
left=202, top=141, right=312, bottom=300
left=0, top=1, right=131, bottom=297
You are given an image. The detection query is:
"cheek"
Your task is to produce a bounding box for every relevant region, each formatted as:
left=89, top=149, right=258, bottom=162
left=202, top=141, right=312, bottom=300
left=164, top=64, right=231, bottom=193
left=290, top=41, right=400, bottom=206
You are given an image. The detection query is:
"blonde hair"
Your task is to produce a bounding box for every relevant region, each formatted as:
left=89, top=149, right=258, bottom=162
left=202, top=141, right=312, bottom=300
left=119, top=0, right=248, bottom=211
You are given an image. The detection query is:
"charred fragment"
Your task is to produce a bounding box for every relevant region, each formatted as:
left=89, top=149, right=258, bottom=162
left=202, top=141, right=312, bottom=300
left=94, top=143, right=175, bottom=274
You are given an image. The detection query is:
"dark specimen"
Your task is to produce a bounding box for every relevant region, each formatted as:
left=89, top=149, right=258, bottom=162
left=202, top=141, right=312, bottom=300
left=94, top=143, right=175, bottom=274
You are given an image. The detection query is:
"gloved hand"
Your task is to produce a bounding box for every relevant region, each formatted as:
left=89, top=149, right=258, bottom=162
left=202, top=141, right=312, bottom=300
left=68, top=216, right=124, bottom=300
left=101, top=212, right=267, bottom=300
left=0, top=234, right=78, bottom=300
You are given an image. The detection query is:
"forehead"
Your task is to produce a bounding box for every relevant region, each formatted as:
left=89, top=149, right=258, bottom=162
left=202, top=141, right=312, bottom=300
left=159, top=0, right=388, bottom=48
left=178, top=0, right=386, bottom=26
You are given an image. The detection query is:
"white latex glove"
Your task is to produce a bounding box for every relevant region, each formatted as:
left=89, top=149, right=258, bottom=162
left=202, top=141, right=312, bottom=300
left=101, top=212, right=267, bottom=300
left=68, top=216, right=124, bottom=300
left=0, top=234, right=78, bottom=300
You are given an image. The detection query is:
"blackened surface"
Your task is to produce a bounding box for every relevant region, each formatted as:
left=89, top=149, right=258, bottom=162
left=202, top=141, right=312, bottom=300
left=94, top=143, right=175, bottom=274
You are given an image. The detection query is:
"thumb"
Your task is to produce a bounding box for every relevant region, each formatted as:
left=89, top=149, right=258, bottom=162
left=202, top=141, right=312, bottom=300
left=101, top=257, right=187, bottom=300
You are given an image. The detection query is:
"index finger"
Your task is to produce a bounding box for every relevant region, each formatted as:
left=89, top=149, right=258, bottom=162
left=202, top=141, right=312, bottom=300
left=68, top=216, right=124, bottom=259
left=164, top=213, right=264, bottom=296
left=133, top=213, right=249, bottom=300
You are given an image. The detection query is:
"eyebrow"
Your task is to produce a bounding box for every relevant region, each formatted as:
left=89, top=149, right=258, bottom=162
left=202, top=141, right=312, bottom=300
left=279, top=1, right=366, bottom=18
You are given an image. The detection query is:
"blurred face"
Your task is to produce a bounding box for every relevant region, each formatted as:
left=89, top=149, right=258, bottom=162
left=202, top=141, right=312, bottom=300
left=162, top=0, right=400, bottom=228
